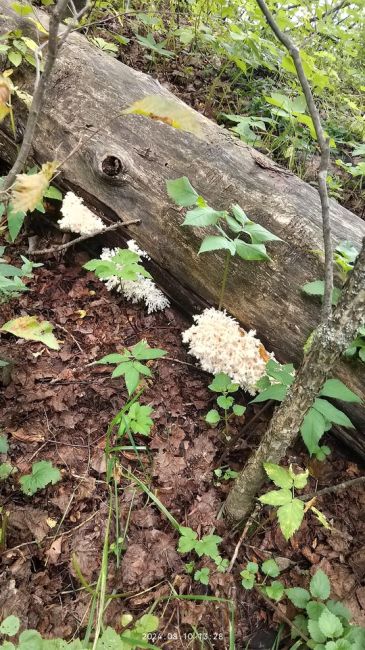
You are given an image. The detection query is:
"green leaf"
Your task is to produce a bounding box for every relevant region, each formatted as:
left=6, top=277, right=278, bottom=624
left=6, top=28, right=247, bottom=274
left=301, top=281, right=341, bottom=305
left=259, top=488, right=293, bottom=506
left=194, top=567, right=210, bottom=585
left=277, top=499, right=305, bottom=540
left=263, top=462, right=293, bottom=488
left=251, top=383, right=288, bottom=403
left=194, top=533, right=222, bottom=559
left=318, top=609, right=343, bottom=639
left=244, top=221, right=281, bottom=244
left=261, top=558, right=281, bottom=577
left=7, top=208, right=26, bottom=242
left=231, top=204, right=248, bottom=225
left=285, top=587, right=310, bottom=608
left=289, top=466, right=309, bottom=489
left=11, top=2, right=33, bottom=16
left=0, top=615, right=20, bottom=636
left=300, top=408, right=327, bottom=455
left=313, top=399, right=354, bottom=428
left=177, top=527, right=198, bottom=553
left=320, top=379, right=362, bottom=403
left=232, top=404, right=246, bottom=416
left=235, top=240, right=270, bottom=261
left=205, top=409, right=220, bottom=425
left=0, top=462, right=14, bottom=480
left=265, top=580, right=284, bottom=601
left=307, top=601, right=327, bottom=621
left=125, top=402, right=154, bottom=436
left=308, top=619, right=327, bottom=644
left=310, top=570, right=331, bottom=600
left=8, top=49, right=22, bottom=66
left=166, top=177, right=199, bottom=206
left=124, top=365, right=140, bottom=395
left=96, top=353, right=130, bottom=365
left=246, top=561, right=259, bottom=573
left=43, top=185, right=63, bottom=200
left=20, top=460, right=61, bottom=496
left=131, top=340, right=166, bottom=360
left=208, top=373, right=238, bottom=393
left=266, top=360, right=295, bottom=386
left=199, top=235, right=236, bottom=255
left=182, top=206, right=226, bottom=227
left=326, top=600, right=351, bottom=622
left=1, top=315, right=61, bottom=350
left=0, top=434, right=9, bottom=454
left=217, top=395, right=234, bottom=409
left=241, top=570, right=255, bottom=589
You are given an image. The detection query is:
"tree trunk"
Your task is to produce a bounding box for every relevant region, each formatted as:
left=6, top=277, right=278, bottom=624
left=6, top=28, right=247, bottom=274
left=0, top=0, right=364, bottom=452
left=225, top=240, right=365, bottom=522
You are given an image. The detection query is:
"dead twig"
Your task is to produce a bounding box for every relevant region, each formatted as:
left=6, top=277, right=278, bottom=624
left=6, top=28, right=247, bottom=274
left=301, top=475, right=365, bottom=502
left=227, top=504, right=261, bottom=573
left=255, top=586, right=310, bottom=644
left=28, top=219, right=140, bottom=255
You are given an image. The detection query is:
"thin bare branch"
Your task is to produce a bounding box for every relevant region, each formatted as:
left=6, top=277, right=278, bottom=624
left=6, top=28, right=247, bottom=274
left=28, top=219, right=140, bottom=256
left=255, top=0, right=333, bottom=322
left=1, top=0, right=89, bottom=192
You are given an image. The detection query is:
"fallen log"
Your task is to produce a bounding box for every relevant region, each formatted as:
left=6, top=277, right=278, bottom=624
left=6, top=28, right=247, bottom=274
left=0, top=0, right=364, bottom=454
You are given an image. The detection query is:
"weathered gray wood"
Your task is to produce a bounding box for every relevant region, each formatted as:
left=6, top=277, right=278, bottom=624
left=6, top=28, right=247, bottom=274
left=0, top=0, right=364, bottom=452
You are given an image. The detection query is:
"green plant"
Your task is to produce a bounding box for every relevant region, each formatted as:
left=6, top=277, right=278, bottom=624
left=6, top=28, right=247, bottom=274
left=84, top=248, right=152, bottom=285
left=93, top=339, right=166, bottom=395
left=205, top=372, right=246, bottom=437
left=136, top=33, right=174, bottom=59
left=0, top=246, right=42, bottom=303
left=252, top=361, right=361, bottom=460
left=19, top=460, right=61, bottom=496
left=258, top=463, right=329, bottom=540
left=214, top=466, right=239, bottom=482
left=166, top=176, right=281, bottom=308
left=0, top=614, right=162, bottom=649
left=240, top=565, right=365, bottom=648
left=90, top=36, right=119, bottom=56
left=344, top=326, right=365, bottom=363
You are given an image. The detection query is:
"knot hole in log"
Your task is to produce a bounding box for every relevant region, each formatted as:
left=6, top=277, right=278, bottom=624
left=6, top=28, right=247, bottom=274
left=93, top=151, right=129, bottom=185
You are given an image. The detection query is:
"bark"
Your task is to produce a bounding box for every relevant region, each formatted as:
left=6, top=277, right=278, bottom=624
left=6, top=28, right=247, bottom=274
left=225, top=239, right=365, bottom=522
left=0, top=0, right=364, bottom=451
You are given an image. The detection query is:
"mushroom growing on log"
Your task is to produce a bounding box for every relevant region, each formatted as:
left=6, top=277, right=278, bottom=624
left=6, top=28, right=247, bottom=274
left=0, top=0, right=364, bottom=454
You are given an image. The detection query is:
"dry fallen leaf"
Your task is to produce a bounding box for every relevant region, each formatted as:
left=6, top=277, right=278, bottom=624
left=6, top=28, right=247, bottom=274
left=10, top=427, right=45, bottom=443
left=11, top=161, right=58, bottom=213
left=46, top=536, right=63, bottom=565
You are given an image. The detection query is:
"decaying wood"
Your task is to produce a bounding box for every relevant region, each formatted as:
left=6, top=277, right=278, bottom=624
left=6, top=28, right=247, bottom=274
left=0, top=0, right=364, bottom=454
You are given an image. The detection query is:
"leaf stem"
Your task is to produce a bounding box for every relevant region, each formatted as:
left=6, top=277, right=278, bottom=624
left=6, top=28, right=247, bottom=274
left=219, top=250, right=231, bottom=310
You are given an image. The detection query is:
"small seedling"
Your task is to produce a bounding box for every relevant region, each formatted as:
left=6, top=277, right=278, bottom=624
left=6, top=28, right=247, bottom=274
left=93, top=339, right=166, bottom=395
left=19, top=460, right=61, bottom=496
left=258, top=463, right=330, bottom=540
left=205, top=372, right=246, bottom=437
left=166, top=176, right=281, bottom=308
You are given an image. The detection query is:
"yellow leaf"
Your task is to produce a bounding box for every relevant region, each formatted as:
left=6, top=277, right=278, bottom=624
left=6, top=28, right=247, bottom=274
left=1, top=315, right=61, bottom=350
left=123, top=95, right=202, bottom=137
left=0, top=75, right=11, bottom=123
left=11, top=161, right=58, bottom=213
left=75, top=309, right=87, bottom=318
left=46, top=517, right=58, bottom=528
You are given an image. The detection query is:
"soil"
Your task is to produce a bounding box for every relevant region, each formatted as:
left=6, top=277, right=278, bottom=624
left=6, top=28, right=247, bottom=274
left=1, top=233, right=365, bottom=649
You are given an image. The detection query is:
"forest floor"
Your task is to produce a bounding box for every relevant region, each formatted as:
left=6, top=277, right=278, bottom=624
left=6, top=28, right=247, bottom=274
left=1, top=235, right=365, bottom=649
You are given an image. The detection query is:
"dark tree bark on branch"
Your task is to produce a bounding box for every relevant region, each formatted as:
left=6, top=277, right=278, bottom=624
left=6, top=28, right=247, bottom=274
left=225, top=238, right=365, bottom=522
